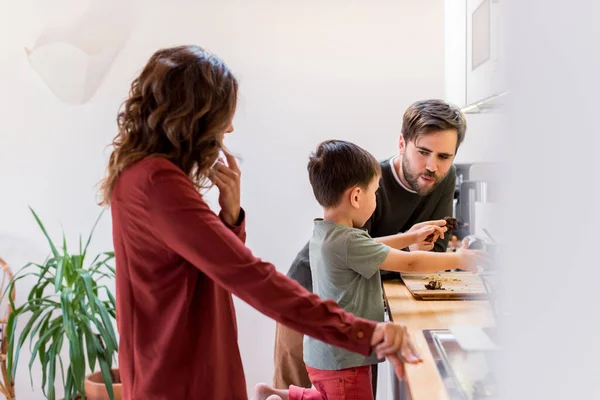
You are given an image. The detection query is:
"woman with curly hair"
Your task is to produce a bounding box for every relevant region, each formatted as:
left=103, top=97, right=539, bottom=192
left=99, top=45, right=421, bottom=400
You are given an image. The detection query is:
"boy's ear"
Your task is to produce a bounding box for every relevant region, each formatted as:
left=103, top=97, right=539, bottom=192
left=349, top=186, right=361, bottom=209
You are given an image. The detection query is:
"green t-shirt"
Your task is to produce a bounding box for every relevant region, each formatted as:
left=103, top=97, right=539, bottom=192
left=303, top=220, right=391, bottom=370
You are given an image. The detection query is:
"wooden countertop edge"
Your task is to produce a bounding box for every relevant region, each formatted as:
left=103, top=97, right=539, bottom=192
left=383, top=279, right=494, bottom=400
left=383, top=279, right=449, bottom=400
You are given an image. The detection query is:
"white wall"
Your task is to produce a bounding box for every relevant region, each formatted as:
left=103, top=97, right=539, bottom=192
left=501, top=2, right=600, bottom=399
left=444, top=0, right=467, bottom=107
left=1, top=0, right=446, bottom=397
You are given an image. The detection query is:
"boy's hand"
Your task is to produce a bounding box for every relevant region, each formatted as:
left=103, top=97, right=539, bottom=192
left=371, top=322, right=422, bottom=379
left=408, top=224, right=447, bottom=251
left=456, top=239, right=487, bottom=273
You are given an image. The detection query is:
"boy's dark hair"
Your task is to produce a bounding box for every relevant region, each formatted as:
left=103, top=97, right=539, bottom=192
left=307, top=140, right=381, bottom=208
left=401, top=99, right=467, bottom=150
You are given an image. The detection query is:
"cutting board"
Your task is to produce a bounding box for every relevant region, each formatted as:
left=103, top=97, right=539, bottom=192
left=401, top=272, right=488, bottom=300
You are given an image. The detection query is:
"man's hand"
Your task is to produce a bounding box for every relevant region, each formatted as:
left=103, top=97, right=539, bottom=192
left=413, top=225, right=447, bottom=249
left=408, top=219, right=448, bottom=251
left=210, top=152, right=241, bottom=226
left=371, top=322, right=422, bottom=379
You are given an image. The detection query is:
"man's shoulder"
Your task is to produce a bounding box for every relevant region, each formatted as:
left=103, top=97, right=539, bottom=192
left=447, top=164, right=457, bottom=179
left=376, top=156, right=398, bottom=191
left=287, top=240, right=313, bottom=289
left=378, top=157, right=393, bottom=174
left=378, top=157, right=392, bottom=166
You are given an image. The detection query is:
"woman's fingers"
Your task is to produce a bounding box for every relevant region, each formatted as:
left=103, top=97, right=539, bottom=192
left=213, top=161, right=239, bottom=180
left=224, top=152, right=241, bottom=175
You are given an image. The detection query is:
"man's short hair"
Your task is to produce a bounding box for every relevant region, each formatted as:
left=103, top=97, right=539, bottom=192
left=402, top=99, right=467, bottom=150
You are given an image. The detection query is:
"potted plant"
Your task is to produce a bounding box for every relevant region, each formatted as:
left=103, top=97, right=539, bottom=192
left=2, top=207, right=120, bottom=400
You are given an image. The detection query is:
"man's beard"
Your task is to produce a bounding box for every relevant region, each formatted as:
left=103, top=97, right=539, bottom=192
left=401, top=155, right=443, bottom=196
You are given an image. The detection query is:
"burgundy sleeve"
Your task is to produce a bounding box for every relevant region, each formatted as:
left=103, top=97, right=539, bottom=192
left=219, top=209, right=247, bottom=243
left=146, top=167, right=376, bottom=356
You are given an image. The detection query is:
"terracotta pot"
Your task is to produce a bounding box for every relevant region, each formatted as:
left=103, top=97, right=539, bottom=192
left=84, top=369, right=122, bottom=400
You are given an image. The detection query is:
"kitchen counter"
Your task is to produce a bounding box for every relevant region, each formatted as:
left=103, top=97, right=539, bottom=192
left=383, top=278, right=495, bottom=400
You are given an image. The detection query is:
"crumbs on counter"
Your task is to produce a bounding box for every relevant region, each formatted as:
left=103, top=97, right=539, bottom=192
left=425, top=280, right=444, bottom=290
left=422, top=274, right=460, bottom=282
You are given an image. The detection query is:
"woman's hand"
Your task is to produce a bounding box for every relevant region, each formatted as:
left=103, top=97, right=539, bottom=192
left=371, top=322, right=422, bottom=379
left=210, top=152, right=241, bottom=226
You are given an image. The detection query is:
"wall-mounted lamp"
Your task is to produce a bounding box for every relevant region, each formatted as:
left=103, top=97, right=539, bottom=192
left=25, top=1, right=133, bottom=104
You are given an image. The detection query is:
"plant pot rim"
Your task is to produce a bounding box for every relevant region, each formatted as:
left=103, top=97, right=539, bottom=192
left=85, top=368, right=122, bottom=387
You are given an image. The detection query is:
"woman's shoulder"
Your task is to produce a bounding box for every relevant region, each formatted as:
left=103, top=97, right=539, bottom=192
left=120, top=157, right=185, bottom=183
left=130, top=156, right=179, bottom=174
left=114, top=156, right=190, bottom=199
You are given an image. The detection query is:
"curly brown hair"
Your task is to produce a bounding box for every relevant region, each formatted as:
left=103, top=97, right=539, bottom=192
left=99, top=45, right=238, bottom=205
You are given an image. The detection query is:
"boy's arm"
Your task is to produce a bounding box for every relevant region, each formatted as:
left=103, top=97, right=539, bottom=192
left=379, top=247, right=482, bottom=274
left=345, top=230, right=482, bottom=278
left=379, top=249, right=461, bottom=273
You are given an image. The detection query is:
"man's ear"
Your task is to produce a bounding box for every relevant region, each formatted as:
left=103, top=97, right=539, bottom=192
left=399, top=134, right=406, bottom=155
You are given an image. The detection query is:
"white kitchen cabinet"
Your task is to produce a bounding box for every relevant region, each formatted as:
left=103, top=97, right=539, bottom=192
left=445, top=0, right=506, bottom=112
